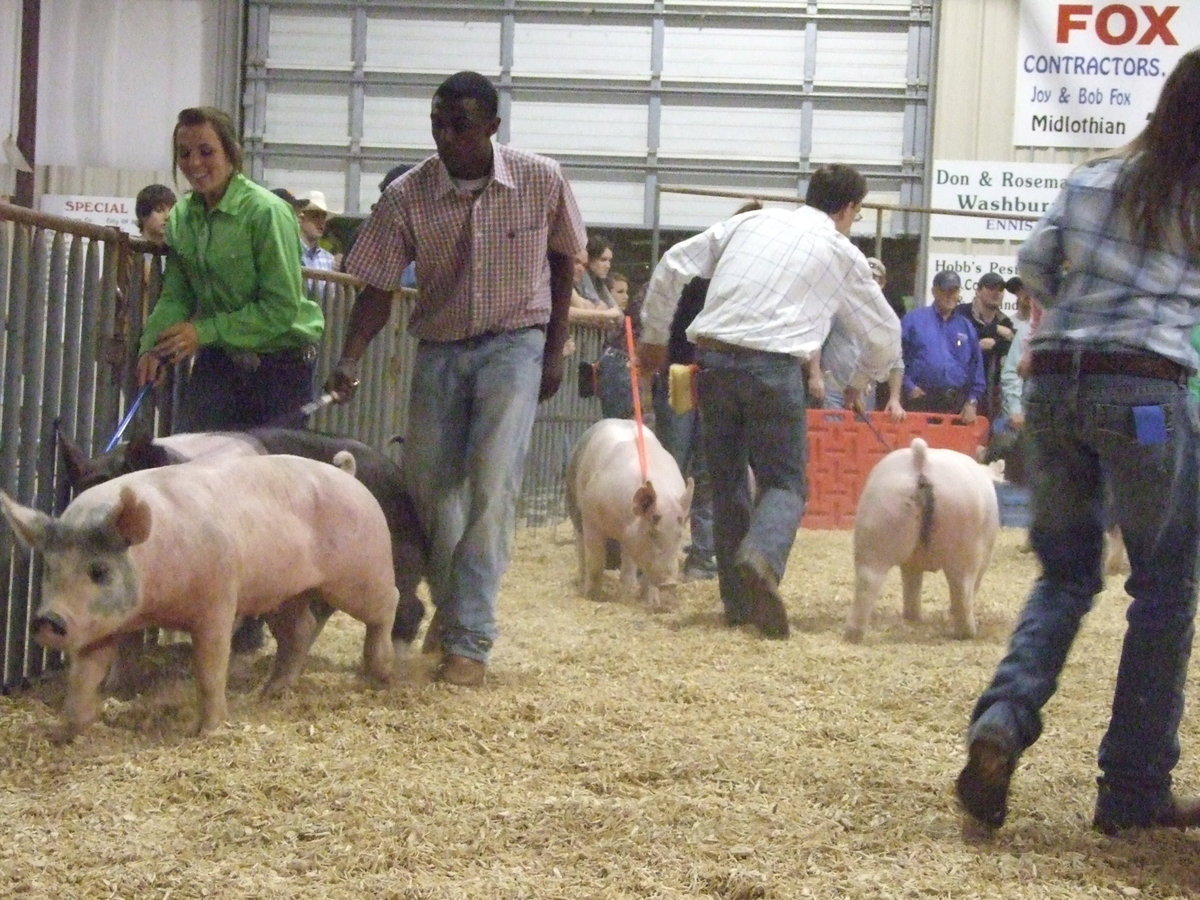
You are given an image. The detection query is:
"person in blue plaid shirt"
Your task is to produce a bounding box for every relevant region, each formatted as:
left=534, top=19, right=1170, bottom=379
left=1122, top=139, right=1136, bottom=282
left=957, top=47, right=1200, bottom=837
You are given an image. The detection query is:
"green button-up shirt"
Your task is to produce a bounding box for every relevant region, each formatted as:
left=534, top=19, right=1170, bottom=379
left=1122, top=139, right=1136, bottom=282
left=139, top=173, right=324, bottom=355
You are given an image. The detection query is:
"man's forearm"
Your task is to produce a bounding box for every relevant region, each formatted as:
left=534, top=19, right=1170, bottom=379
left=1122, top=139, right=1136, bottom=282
left=547, top=251, right=576, bottom=354
left=340, top=283, right=394, bottom=362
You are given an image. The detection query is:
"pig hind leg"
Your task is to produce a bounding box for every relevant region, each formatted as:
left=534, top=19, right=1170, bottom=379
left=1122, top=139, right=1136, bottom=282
left=899, top=561, right=925, bottom=623
left=320, top=582, right=398, bottom=686
left=944, top=565, right=979, bottom=639
left=845, top=564, right=888, bottom=643
left=262, top=592, right=321, bottom=696
left=356, top=586, right=398, bottom=685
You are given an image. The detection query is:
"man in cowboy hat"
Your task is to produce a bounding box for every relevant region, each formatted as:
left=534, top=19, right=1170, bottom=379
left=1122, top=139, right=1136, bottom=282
left=297, top=190, right=340, bottom=271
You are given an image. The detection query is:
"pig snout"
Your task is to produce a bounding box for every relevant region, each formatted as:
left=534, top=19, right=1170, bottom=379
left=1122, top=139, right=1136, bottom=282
left=32, top=612, right=69, bottom=647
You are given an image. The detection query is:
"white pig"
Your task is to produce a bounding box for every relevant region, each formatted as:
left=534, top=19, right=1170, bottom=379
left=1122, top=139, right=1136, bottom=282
left=0, top=454, right=399, bottom=740
left=845, top=437, right=999, bottom=642
left=566, top=419, right=694, bottom=606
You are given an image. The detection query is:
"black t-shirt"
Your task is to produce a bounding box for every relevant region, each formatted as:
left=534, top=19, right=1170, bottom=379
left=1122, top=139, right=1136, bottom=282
left=667, top=277, right=711, bottom=365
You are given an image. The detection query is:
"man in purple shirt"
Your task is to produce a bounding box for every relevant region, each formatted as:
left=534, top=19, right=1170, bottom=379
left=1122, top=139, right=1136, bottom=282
left=900, top=269, right=984, bottom=423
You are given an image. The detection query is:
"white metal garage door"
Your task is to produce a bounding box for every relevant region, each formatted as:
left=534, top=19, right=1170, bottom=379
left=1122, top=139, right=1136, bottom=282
left=243, top=0, right=932, bottom=236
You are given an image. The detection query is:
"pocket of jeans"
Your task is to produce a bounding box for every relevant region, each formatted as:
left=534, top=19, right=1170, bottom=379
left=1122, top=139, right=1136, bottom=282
left=1092, top=402, right=1174, bottom=472
left=1093, top=402, right=1173, bottom=442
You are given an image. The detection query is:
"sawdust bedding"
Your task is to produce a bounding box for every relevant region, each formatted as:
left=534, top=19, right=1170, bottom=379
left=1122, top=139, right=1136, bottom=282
left=2, top=525, right=1199, bottom=899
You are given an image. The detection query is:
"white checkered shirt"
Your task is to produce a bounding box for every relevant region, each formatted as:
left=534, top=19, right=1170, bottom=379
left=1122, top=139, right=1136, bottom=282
left=640, top=206, right=901, bottom=390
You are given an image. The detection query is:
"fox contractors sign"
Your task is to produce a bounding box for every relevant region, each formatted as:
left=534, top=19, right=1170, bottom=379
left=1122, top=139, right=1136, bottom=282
left=1015, top=2, right=1199, bottom=148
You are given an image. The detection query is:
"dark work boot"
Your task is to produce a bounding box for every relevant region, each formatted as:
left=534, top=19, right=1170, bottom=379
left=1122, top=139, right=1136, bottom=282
left=956, top=736, right=1018, bottom=829
left=735, top=550, right=789, bottom=639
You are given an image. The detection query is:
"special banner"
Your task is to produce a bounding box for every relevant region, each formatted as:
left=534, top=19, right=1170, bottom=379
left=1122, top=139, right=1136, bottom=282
left=1014, top=1, right=1198, bottom=149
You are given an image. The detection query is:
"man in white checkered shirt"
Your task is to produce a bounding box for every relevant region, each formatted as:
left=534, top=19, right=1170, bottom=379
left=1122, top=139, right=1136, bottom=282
left=638, top=164, right=900, bottom=639
left=325, top=71, right=587, bottom=687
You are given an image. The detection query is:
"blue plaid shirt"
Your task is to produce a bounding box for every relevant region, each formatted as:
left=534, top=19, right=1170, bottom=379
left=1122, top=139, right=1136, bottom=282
left=1019, top=155, right=1200, bottom=372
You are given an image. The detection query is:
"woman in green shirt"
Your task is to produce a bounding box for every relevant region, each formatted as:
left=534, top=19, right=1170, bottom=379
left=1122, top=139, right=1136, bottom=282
left=136, top=106, right=324, bottom=431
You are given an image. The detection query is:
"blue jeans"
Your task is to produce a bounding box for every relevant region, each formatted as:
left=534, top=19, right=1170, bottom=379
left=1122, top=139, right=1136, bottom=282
left=657, top=402, right=714, bottom=562
left=403, top=328, right=545, bottom=662
left=696, top=346, right=807, bottom=622
left=967, top=371, right=1200, bottom=824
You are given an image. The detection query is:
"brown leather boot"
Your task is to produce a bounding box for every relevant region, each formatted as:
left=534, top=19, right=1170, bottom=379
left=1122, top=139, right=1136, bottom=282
left=436, top=654, right=486, bottom=687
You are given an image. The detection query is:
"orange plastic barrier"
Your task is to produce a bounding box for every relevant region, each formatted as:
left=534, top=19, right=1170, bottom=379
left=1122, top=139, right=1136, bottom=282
left=801, top=410, right=990, bottom=529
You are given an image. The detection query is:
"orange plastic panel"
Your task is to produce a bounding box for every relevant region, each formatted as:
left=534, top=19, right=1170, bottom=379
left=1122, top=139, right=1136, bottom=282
left=801, top=410, right=990, bottom=530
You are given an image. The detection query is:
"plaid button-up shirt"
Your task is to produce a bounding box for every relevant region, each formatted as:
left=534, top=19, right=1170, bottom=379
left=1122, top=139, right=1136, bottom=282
left=346, top=143, right=587, bottom=342
left=1020, top=155, right=1200, bottom=370
left=640, top=206, right=901, bottom=391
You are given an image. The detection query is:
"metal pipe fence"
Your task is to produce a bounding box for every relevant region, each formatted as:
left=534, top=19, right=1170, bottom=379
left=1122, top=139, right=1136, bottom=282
left=0, top=202, right=609, bottom=691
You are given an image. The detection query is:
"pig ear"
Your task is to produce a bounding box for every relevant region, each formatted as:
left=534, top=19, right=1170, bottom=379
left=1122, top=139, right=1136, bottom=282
left=682, top=476, right=695, bottom=518
left=0, top=491, right=52, bottom=550
left=126, top=433, right=169, bottom=471
left=632, top=480, right=658, bottom=518
left=108, top=487, right=152, bottom=546
left=56, top=425, right=101, bottom=494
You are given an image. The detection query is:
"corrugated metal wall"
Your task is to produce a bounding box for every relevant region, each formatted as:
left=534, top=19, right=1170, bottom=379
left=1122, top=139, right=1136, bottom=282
left=0, top=204, right=614, bottom=691
left=242, top=0, right=934, bottom=236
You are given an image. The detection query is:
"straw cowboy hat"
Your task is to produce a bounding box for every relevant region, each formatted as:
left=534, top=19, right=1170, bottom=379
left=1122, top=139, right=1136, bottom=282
left=298, top=190, right=339, bottom=216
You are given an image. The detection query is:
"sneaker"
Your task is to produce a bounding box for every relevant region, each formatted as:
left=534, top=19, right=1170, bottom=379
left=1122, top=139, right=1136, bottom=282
left=436, top=654, right=486, bottom=687
left=1093, top=790, right=1200, bottom=836
left=956, top=736, right=1018, bottom=829
left=735, top=550, right=789, bottom=639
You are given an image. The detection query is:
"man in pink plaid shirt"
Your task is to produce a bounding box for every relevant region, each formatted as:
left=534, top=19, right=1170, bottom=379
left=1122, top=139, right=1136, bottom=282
left=325, top=71, right=587, bottom=686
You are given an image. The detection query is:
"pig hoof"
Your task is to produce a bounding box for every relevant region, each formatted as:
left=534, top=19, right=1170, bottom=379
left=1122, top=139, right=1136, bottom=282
left=843, top=626, right=865, bottom=644
left=48, top=723, right=80, bottom=745
left=363, top=670, right=393, bottom=689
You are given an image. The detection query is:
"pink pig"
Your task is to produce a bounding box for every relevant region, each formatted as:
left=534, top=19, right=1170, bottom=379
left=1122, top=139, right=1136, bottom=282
left=0, top=454, right=399, bottom=740
left=845, top=437, right=1000, bottom=642
left=566, top=419, right=694, bottom=606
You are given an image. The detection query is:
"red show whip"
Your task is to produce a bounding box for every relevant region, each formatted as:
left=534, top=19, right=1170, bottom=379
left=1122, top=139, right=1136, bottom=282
left=624, top=315, right=649, bottom=482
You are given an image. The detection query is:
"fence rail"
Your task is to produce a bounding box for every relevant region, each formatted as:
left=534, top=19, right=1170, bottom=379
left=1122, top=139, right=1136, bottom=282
left=0, top=202, right=609, bottom=691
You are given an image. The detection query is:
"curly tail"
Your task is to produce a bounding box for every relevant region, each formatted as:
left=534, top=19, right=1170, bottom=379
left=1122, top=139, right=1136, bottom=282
left=331, top=449, right=357, bottom=477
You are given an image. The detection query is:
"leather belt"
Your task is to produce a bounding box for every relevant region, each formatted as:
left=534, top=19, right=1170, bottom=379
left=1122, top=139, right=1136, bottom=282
left=220, top=345, right=317, bottom=371
left=694, top=335, right=795, bottom=358
left=1030, top=350, right=1188, bottom=384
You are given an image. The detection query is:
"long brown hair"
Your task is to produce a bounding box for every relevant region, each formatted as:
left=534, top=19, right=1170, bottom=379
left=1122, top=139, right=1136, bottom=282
left=1115, top=48, right=1200, bottom=256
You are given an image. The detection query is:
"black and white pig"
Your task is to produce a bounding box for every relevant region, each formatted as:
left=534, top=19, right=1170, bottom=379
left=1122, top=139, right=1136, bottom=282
left=58, top=427, right=427, bottom=646
left=1, top=454, right=399, bottom=740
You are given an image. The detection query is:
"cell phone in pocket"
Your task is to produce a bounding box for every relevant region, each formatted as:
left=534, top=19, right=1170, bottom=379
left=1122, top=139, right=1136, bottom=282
left=1133, top=405, right=1168, bottom=445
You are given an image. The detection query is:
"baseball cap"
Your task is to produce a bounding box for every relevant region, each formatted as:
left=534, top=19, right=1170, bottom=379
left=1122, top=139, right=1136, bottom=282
left=932, top=270, right=961, bottom=291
